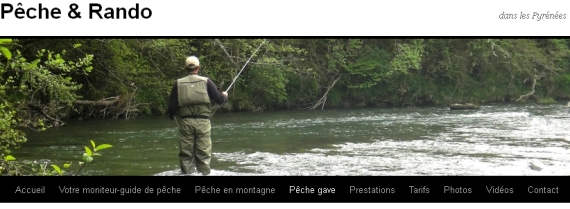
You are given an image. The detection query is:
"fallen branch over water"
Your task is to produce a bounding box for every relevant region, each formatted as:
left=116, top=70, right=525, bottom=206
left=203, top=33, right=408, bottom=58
left=308, top=75, right=341, bottom=110
left=73, top=96, right=120, bottom=106
left=17, top=95, right=145, bottom=129
left=516, top=76, right=537, bottom=102
left=73, top=96, right=142, bottom=119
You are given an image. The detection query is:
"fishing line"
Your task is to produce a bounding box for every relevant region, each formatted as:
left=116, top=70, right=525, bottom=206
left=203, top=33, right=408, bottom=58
left=210, top=40, right=267, bottom=119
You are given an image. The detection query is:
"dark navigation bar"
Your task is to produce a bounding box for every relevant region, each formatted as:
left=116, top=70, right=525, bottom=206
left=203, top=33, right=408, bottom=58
left=1, top=176, right=567, bottom=202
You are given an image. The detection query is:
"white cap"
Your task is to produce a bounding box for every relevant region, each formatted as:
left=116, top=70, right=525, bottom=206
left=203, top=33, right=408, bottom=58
left=185, top=56, right=200, bottom=68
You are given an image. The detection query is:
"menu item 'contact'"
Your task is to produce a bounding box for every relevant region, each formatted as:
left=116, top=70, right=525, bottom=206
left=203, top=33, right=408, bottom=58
left=528, top=186, right=559, bottom=194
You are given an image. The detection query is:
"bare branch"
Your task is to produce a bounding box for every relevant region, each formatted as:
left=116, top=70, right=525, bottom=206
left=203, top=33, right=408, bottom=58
left=214, top=39, right=240, bottom=69
left=516, top=76, right=537, bottom=102
left=308, top=75, right=341, bottom=110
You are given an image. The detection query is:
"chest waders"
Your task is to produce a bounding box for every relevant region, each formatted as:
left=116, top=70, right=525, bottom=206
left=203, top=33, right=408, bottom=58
left=176, top=74, right=213, bottom=175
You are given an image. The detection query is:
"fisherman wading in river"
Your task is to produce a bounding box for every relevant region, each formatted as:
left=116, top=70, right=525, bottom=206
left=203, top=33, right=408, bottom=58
left=168, top=56, right=228, bottom=175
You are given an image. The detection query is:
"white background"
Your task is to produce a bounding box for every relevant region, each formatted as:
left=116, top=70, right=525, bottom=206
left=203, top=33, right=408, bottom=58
left=1, top=0, right=569, bottom=36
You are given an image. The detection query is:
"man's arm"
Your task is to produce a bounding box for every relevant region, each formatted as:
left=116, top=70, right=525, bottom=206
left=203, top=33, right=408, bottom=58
left=167, top=82, right=178, bottom=120
left=207, top=79, right=228, bottom=105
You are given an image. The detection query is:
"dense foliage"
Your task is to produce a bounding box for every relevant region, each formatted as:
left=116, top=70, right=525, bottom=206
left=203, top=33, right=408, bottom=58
left=13, top=39, right=570, bottom=112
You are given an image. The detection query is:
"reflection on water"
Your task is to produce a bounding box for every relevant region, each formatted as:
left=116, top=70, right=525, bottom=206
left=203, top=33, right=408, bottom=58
left=17, top=102, right=570, bottom=176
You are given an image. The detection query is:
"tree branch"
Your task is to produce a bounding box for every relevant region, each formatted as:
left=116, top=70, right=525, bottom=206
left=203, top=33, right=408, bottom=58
left=308, top=75, right=341, bottom=110
left=214, top=39, right=240, bottom=69
left=516, top=76, right=537, bottom=102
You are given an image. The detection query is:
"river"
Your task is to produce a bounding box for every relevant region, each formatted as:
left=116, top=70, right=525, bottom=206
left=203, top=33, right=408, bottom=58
left=15, top=102, right=570, bottom=176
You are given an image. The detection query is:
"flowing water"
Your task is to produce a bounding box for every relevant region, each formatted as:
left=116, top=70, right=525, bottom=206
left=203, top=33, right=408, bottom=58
left=16, top=103, right=570, bottom=176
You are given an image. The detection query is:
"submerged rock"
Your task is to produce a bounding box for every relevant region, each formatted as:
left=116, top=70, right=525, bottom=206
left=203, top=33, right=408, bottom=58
left=449, top=103, right=480, bottom=110
left=528, top=162, right=543, bottom=171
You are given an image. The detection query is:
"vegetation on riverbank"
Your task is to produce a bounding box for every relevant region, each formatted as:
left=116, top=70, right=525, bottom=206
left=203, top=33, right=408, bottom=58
left=0, top=39, right=111, bottom=175
left=7, top=39, right=570, bottom=118
left=1, top=38, right=570, bottom=175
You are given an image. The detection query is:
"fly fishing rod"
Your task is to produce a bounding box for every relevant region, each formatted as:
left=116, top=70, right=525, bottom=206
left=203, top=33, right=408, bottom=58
left=210, top=39, right=266, bottom=119
left=225, top=39, right=266, bottom=93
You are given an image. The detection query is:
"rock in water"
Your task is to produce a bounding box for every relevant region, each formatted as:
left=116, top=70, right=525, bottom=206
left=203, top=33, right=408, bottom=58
left=449, top=103, right=480, bottom=110
left=528, top=162, right=543, bottom=171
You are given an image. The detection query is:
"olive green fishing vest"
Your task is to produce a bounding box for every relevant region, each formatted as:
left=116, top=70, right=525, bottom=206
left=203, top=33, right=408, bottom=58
left=177, top=74, right=212, bottom=117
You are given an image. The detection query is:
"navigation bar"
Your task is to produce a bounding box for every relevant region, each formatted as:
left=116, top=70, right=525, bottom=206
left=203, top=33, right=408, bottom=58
left=2, top=176, right=567, bottom=202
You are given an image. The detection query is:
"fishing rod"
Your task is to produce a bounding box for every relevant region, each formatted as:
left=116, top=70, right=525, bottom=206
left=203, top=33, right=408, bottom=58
left=209, top=40, right=266, bottom=119
left=225, top=39, right=266, bottom=93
